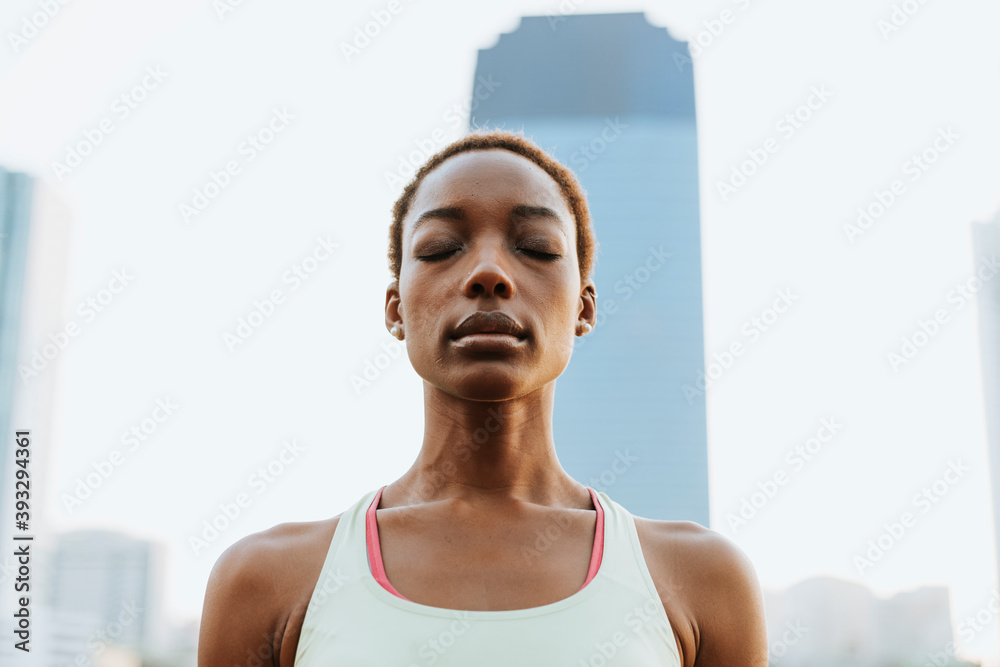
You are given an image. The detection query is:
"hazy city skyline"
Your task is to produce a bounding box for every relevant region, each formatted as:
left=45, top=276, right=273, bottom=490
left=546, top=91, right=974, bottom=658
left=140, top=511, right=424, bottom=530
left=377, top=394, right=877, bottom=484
left=0, top=0, right=997, bottom=664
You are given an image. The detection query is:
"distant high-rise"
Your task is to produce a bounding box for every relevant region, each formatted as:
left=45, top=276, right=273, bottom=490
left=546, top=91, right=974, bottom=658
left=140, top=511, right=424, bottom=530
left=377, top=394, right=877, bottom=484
left=470, top=13, right=709, bottom=523
left=763, top=577, right=977, bottom=666
left=973, top=209, right=1000, bottom=654
left=0, top=164, right=35, bottom=667
left=0, top=166, right=71, bottom=667
left=47, top=530, right=166, bottom=651
left=0, top=166, right=71, bottom=521
left=0, top=166, right=35, bottom=490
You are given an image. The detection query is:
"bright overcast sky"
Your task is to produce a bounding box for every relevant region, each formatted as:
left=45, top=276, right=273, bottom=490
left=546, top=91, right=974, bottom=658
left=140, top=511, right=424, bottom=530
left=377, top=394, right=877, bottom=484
left=1, top=0, right=999, bottom=662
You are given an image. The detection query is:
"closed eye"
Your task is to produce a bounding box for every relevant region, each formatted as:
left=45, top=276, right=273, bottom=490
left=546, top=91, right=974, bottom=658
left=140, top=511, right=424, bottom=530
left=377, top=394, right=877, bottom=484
left=416, top=248, right=460, bottom=262
left=418, top=248, right=560, bottom=261
left=518, top=248, right=561, bottom=260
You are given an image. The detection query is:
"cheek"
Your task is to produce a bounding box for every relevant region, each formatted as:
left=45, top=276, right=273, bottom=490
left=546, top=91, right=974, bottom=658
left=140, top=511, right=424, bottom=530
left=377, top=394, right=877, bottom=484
left=399, top=279, right=448, bottom=343
left=530, top=282, right=581, bottom=342
left=401, top=293, right=434, bottom=334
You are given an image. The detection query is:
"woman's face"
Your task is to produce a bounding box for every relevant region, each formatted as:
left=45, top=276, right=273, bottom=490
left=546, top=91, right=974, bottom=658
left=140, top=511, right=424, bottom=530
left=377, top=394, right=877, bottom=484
left=386, top=148, right=596, bottom=401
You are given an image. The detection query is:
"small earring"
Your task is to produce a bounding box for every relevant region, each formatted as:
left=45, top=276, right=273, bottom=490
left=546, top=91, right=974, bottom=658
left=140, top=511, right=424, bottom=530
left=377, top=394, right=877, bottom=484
left=390, top=325, right=401, bottom=339
left=581, top=322, right=593, bottom=335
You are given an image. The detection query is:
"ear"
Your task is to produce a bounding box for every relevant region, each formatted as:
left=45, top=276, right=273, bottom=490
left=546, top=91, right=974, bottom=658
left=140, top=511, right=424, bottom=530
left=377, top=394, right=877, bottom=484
left=385, top=280, right=403, bottom=335
left=578, top=279, right=597, bottom=333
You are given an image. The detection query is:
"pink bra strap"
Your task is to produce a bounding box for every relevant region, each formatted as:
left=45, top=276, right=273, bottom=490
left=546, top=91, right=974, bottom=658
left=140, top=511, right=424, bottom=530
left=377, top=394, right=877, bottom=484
left=366, top=485, right=411, bottom=600
left=582, top=487, right=605, bottom=588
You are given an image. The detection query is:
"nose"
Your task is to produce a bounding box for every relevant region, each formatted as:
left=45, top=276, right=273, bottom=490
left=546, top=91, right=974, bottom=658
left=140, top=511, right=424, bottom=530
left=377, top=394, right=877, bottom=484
left=463, top=246, right=514, bottom=299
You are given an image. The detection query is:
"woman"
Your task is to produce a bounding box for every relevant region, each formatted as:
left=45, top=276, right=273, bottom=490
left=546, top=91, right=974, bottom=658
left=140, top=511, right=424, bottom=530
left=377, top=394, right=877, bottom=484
left=198, top=129, right=769, bottom=666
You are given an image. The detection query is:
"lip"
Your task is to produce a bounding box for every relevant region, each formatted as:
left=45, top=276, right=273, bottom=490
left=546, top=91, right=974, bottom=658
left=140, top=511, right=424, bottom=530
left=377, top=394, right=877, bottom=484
left=450, top=311, right=527, bottom=340
left=450, top=332, right=526, bottom=352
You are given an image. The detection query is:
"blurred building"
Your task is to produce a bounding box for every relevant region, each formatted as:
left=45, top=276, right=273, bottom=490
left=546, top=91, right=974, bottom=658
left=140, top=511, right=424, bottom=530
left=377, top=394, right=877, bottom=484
left=763, top=576, right=979, bottom=666
left=0, top=165, right=71, bottom=667
left=34, top=607, right=106, bottom=667
left=147, top=618, right=199, bottom=667
left=0, top=166, right=33, bottom=482
left=47, top=530, right=167, bottom=652
left=0, top=167, right=195, bottom=667
left=973, top=208, right=1000, bottom=658
left=0, top=165, right=70, bottom=522
left=469, top=13, right=709, bottom=524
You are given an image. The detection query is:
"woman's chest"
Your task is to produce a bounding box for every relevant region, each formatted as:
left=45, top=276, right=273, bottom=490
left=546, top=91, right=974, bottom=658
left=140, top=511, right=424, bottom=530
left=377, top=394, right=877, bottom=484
left=375, top=505, right=599, bottom=611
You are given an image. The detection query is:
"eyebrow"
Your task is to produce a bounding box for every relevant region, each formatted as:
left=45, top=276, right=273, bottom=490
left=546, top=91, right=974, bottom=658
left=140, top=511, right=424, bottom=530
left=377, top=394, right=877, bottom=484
left=412, top=204, right=564, bottom=231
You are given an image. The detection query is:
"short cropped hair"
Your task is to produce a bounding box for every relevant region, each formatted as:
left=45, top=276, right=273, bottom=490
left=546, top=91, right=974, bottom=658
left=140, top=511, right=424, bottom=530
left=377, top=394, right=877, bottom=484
left=388, top=129, right=597, bottom=284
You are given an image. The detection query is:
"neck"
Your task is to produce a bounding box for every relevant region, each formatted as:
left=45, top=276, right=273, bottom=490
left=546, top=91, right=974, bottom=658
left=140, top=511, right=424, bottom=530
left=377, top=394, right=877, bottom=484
left=384, top=380, right=588, bottom=510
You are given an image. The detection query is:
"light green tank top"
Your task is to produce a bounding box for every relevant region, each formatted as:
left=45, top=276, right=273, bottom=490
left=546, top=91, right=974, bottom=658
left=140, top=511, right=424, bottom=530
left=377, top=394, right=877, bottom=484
left=294, top=486, right=682, bottom=666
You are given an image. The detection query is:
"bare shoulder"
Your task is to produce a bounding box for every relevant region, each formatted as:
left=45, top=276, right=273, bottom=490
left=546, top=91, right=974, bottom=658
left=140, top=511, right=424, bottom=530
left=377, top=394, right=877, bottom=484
left=208, top=516, right=343, bottom=599
left=198, top=515, right=343, bottom=667
left=632, top=516, right=760, bottom=595
left=632, top=516, right=768, bottom=667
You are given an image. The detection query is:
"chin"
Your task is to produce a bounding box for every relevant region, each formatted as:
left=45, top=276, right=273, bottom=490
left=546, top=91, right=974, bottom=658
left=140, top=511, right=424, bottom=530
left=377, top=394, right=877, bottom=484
left=424, top=365, right=535, bottom=402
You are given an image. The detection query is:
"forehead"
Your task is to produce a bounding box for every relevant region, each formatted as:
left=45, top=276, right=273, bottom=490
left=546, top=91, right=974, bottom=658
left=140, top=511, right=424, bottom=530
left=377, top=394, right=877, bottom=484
left=405, top=149, right=573, bottom=233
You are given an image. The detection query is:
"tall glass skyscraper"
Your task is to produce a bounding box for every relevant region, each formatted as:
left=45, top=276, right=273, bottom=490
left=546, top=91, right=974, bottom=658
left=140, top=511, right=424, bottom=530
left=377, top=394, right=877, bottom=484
left=470, top=13, right=709, bottom=524
left=0, top=166, right=34, bottom=477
